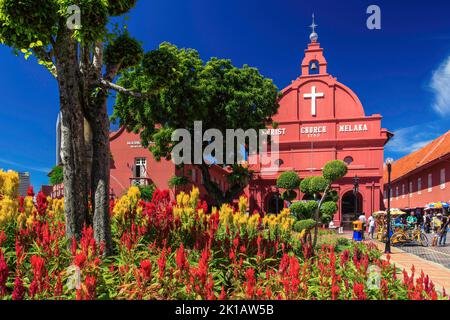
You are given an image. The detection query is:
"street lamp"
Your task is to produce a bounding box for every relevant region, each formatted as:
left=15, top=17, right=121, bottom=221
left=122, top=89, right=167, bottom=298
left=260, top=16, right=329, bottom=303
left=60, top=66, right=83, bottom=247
left=275, top=187, right=281, bottom=214
left=385, top=158, right=394, bottom=254
left=353, top=175, right=360, bottom=219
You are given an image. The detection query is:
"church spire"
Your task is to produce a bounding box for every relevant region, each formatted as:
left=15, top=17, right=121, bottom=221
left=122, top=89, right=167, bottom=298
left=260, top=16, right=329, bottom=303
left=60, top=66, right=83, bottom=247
left=309, top=14, right=318, bottom=43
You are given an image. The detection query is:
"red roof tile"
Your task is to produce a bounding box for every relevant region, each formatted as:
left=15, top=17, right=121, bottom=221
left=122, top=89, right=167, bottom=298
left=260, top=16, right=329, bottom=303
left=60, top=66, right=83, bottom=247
left=384, top=130, right=450, bottom=182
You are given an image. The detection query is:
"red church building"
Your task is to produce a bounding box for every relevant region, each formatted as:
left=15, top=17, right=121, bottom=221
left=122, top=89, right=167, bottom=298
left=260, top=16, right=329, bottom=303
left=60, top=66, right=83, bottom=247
left=246, top=27, right=392, bottom=229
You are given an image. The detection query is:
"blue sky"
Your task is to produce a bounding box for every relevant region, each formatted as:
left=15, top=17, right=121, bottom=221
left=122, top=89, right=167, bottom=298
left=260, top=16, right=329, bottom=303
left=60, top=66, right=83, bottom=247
left=1, top=0, right=450, bottom=187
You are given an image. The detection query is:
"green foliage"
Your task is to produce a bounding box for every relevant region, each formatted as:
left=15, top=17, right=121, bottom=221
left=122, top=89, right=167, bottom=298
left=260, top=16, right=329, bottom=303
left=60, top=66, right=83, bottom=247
left=321, top=214, right=332, bottom=224
left=323, top=160, right=348, bottom=183
left=138, top=184, right=156, bottom=202
left=324, top=190, right=339, bottom=203
left=300, top=177, right=312, bottom=194
left=168, top=175, right=189, bottom=189
left=290, top=202, right=308, bottom=220
left=320, top=201, right=338, bottom=217
left=293, top=219, right=317, bottom=233
left=305, top=201, right=318, bottom=214
left=0, top=0, right=136, bottom=51
left=309, top=176, right=328, bottom=194
left=107, top=0, right=137, bottom=16
left=227, top=165, right=252, bottom=188
left=276, top=171, right=300, bottom=190
left=112, top=42, right=281, bottom=161
left=49, top=166, right=64, bottom=186
left=104, top=33, right=143, bottom=71
left=0, top=0, right=58, bottom=48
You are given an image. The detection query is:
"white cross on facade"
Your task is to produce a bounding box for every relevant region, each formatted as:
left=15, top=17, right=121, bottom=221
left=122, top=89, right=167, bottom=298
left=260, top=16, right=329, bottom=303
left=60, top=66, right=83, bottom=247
left=303, top=86, right=324, bottom=116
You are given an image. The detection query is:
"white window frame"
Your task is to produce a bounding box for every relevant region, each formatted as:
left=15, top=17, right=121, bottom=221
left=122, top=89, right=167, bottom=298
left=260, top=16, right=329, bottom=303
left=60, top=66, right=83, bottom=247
left=134, top=158, right=147, bottom=178
left=402, top=184, right=405, bottom=199
left=396, top=186, right=399, bottom=200
left=418, top=177, right=422, bottom=195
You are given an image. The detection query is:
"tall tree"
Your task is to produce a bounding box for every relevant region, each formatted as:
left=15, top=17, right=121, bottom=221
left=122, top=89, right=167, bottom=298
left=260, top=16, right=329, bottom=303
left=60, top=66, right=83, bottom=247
left=112, top=42, right=281, bottom=206
left=0, top=0, right=143, bottom=254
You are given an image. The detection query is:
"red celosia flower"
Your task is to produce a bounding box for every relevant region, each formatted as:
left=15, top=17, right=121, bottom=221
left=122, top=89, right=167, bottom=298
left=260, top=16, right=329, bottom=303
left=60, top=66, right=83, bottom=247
left=140, top=260, right=152, bottom=281
left=244, top=268, right=256, bottom=298
left=54, top=275, right=63, bottom=298
left=0, top=250, right=9, bottom=296
left=27, top=186, right=35, bottom=197
left=12, top=276, right=25, bottom=300
left=157, top=248, right=167, bottom=279
left=176, top=243, right=188, bottom=271
left=353, top=282, right=367, bottom=300
left=74, top=252, right=87, bottom=269
left=36, top=191, right=48, bottom=217
left=84, top=275, right=97, bottom=300
left=0, top=231, right=6, bottom=247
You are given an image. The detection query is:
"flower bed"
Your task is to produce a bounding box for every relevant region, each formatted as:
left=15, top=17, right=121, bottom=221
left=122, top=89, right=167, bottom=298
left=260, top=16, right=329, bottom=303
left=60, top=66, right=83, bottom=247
left=0, top=186, right=447, bottom=300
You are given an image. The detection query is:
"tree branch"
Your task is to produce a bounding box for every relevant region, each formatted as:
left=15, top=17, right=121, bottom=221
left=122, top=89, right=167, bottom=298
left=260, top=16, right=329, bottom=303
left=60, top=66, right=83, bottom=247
left=99, top=79, right=146, bottom=98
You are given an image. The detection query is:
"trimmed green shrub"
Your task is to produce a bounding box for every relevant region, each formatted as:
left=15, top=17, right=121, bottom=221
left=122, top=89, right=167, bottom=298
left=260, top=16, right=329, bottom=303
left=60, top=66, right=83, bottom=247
left=309, top=176, right=328, bottom=194
left=290, top=201, right=308, bottom=220
left=276, top=171, right=301, bottom=190
left=300, top=177, right=312, bottom=194
left=320, top=201, right=338, bottom=216
left=323, top=160, right=348, bottom=182
left=293, top=219, right=317, bottom=232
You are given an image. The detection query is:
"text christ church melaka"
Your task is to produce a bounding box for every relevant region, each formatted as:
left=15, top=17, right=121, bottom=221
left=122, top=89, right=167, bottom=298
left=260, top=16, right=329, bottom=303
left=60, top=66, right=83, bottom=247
left=105, top=23, right=392, bottom=230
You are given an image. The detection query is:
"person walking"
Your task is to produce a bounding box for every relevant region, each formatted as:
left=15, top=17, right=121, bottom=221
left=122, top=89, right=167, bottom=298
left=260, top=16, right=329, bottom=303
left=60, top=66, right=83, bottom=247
left=439, top=214, right=449, bottom=246
left=368, top=213, right=376, bottom=240
left=358, top=213, right=367, bottom=240
left=424, top=211, right=431, bottom=233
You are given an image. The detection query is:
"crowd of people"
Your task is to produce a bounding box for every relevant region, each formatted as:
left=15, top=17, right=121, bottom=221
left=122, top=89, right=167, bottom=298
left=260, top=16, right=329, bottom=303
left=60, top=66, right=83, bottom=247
left=358, top=210, right=449, bottom=247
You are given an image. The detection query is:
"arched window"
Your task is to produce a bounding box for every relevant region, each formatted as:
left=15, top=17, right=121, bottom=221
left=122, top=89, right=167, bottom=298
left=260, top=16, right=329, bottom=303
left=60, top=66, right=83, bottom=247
left=274, top=159, right=284, bottom=167
left=343, top=156, right=354, bottom=165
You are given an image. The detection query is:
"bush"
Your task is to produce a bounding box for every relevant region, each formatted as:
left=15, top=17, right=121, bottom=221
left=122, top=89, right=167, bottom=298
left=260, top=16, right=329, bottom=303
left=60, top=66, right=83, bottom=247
left=323, top=160, right=348, bottom=182
left=309, top=176, right=328, bottom=194
left=320, top=201, right=338, bottom=216
left=139, top=184, right=156, bottom=202
left=293, top=219, right=317, bottom=232
left=321, top=214, right=332, bottom=224
left=305, top=201, right=318, bottom=214
left=276, top=171, right=301, bottom=190
left=300, top=177, right=312, bottom=194
left=289, top=202, right=307, bottom=220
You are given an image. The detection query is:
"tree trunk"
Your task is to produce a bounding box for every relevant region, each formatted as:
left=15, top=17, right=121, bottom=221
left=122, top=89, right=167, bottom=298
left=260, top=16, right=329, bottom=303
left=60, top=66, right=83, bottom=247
left=312, top=185, right=330, bottom=248
left=87, top=94, right=113, bottom=256
left=198, top=164, right=246, bottom=208
left=54, top=34, right=89, bottom=241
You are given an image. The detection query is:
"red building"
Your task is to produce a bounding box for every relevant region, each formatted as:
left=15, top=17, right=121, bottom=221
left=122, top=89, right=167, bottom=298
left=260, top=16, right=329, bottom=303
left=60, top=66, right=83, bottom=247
left=383, top=130, right=450, bottom=211
left=109, top=127, right=175, bottom=197
left=245, top=30, right=392, bottom=229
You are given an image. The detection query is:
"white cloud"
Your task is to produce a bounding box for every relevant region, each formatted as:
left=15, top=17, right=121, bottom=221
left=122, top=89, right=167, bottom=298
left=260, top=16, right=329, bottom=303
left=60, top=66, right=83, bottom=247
left=385, top=120, right=448, bottom=155
left=430, top=56, right=450, bottom=116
